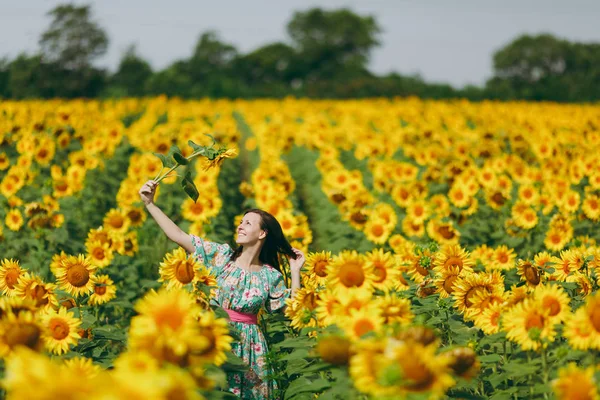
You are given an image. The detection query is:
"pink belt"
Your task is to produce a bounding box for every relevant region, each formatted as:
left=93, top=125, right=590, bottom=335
left=225, top=308, right=258, bottom=325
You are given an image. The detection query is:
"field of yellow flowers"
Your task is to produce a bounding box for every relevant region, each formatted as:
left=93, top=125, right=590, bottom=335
left=0, top=97, right=600, bottom=399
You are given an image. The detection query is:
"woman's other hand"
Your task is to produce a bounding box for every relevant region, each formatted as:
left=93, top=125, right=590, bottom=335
left=289, top=248, right=305, bottom=274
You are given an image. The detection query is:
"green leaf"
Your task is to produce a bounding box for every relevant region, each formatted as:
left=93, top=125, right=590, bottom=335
left=222, top=352, right=248, bottom=372
left=181, top=173, right=199, bottom=202
left=479, top=354, right=503, bottom=363
left=173, top=152, right=189, bottom=165
left=153, top=152, right=174, bottom=168
left=93, top=328, right=126, bottom=341
left=286, top=377, right=331, bottom=398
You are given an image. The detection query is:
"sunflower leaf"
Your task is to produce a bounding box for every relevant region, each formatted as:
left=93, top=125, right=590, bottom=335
left=181, top=172, right=199, bottom=202
left=172, top=152, right=189, bottom=165
left=153, top=152, right=175, bottom=168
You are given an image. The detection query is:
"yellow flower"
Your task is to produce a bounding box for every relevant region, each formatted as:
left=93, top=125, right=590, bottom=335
left=341, top=304, right=384, bottom=340
left=473, top=302, right=503, bottom=334
left=516, top=259, right=543, bottom=287
left=563, top=307, right=594, bottom=350
left=41, top=307, right=82, bottom=355
left=490, top=245, right=516, bottom=270
left=372, top=293, right=413, bottom=326
left=128, top=287, right=208, bottom=366
left=191, top=310, right=233, bottom=366
left=285, top=287, right=319, bottom=330
left=582, top=193, right=600, bottom=221
left=316, top=334, right=352, bottom=365
left=532, top=284, right=570, bottom=323
left=116, top=231, right=139, bottom=257
left=303, top=251, right=332, bottom=289
left=364, top=248, right=399, bottom=291
left=442, top=347, right=480, bottom=380
left=158, top=247, right=204, bottom=289
left=503, top=298, right=556, bottom=351
left=88, top=275, right=117, bottom=306
left=0, top=311, right=44, bottom=357
left=203, top=148, right=238, bottom=171
left=326, top=250, right=374, bottom=294
left=62, top=356, right=102, bottom=379
left=552, top=363, right=599, bottom=400
left=124, top=205, right=146, bottom=227
left=14, top=273, right=58, bottom=310
left=5, top=209, right=24, bottom=231
left=86, top=240, right=114, bottom=269
left=54, top=254, right=97, bottom=297
left=103, top=208, right=130, bottom=233
left=0, top=258, right=24, bottom=296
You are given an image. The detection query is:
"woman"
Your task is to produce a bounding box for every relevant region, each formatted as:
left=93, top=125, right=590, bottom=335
left=139, top=179, right=304, bottom=399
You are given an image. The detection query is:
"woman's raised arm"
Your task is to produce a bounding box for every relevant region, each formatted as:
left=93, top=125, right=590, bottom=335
left=139, top=180, right=194, bottom=254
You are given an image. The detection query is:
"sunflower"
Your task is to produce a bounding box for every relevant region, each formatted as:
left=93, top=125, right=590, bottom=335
left=54, top=254, right=97, bottom=297
left=405, top=202, right=429, bottom=225
left=490, top=245, right=516, bottom=270
left=203, top=148, right=238, bottom=171
left=314, top=289, right=343, bottom=326
left=88, top=275, right=117, bottom=306
left=14, top=273, right=58, bottom=310
left=533, top=284, right=570, bottom=323
left=349, top=338, right=395, bottom=397
left=503, top=298, right=556, bottom=351
left=326, top=250, right=374, bottom=294
left=189, top=310, right=233, bottom=367
left=402, top=216, right=426, bottom=238
left=5, top=209, right=24, bottom=231
left=427, top=218, right=460, bottom=245
left=316, top=334, right=352, bottom=366
left=471, top=244, right=494, bottom=266
left=340, top=304, right=384, bottom=341
left=582, top=194, right=600, bottom=221
left=181, top=198, right=211, bottom=222
left=560, top=190, right=580, bottom=214
left=40, top=307, right=82, bottom=355
left=128, top=287, right=208, bottom=365
left=442, top=347, right=480, bottom=380
left=158, top=247, right=203, bottom=289
left=62, top=357, right=102, bottom=379
left=513, top=206, right=539, bottom=229
left=285, top=287, right=319, bottom=330
left=448, top=181, right=471, bottom=208
left=473, top=301, right=504, bottom=334
left=452, top=271, right=504, bottom=320
left=0, top=311, right=44, bottom=357
left=362, top=216, right=391, bottom=245
left=552, top=363, right=599, bottom=400
left=518, top=184, right=540, bottom=205
left=544, top=227, right=570, bottom=252
left=116, top=231, right=139, bottom=257
left=124, top=205, right=146, bottom=227
left=516, top=259, right=543, bottom=287
left=0, top=259, right=24, bottom=296
left=33, top=141, right=55, bottom=166
left=86, top=240, right=114, bottom=269
left=302, top=251, right=332, bottom=289
left=85, top=226, right=115, bottom=249
left=433, top=265, right=462, bottom=299
left=434, top=244, right=474, bottom=274
left=102, top=208, right=130, bottom=233
left=0, top=152, right=9, bottom=170
left=372, top=293, right=413, bottom=326
left=365, top=248, right=399, bottom=291
left=563, top=307, right=594, bottom=350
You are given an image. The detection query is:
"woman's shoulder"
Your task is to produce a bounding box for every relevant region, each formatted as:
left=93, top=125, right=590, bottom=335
left=262, top=264, right=283, bottom=279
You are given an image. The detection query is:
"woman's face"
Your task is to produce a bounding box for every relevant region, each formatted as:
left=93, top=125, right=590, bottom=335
left=236, top=212, right=266, bottom=245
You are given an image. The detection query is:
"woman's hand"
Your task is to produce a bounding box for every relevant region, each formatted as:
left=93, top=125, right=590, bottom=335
left=139, top=180, right=158, bottom=206
left=289, top=248, right=305, bottom=274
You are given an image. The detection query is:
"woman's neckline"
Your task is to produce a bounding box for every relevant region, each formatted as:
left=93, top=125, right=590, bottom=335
left=231, top=260, right=265, bottom=274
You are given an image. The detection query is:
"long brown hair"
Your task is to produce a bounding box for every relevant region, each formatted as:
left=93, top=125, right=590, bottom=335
left=231, top=209, right=297, bottom=275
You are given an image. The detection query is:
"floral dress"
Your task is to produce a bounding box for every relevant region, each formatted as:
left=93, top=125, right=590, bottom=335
left=190, top=234, right=291, bottom=399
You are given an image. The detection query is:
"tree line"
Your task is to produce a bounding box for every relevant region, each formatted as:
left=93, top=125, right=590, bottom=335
left=0, top=4, right=598, bottom=102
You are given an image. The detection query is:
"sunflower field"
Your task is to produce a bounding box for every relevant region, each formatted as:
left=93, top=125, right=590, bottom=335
left=0, top=97, right=600, bottom=399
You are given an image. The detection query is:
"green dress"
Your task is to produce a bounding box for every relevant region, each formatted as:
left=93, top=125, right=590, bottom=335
left=190, top=234, right=291, bottom=399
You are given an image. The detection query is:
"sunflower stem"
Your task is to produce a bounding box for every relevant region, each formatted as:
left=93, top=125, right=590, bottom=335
left=541, top=346, right=549, bottom=399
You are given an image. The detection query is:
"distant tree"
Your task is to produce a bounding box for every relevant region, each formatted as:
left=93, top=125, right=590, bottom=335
left=110, top=45, right=153, bottom=96
left=286, top=8, right=381, bottom=81
left=0, top=58, right=10, bottom=97
left=488, top=34, right=600, bottom=101
left=7, top=54, right=46, bottom=98
left=236, top=42, right=297, bottom=85
left=146, top=61, right=192, bottom=97
left=39, top=4, right=108, bottom=71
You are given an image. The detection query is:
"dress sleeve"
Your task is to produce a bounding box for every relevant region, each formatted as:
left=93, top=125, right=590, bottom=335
left=189, top=234, right=232, bottom=274
left=266, top=268, right=292, bottom=313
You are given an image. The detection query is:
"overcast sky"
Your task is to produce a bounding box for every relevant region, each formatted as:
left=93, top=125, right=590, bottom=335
left=2, top=0, right=599, bottom=87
